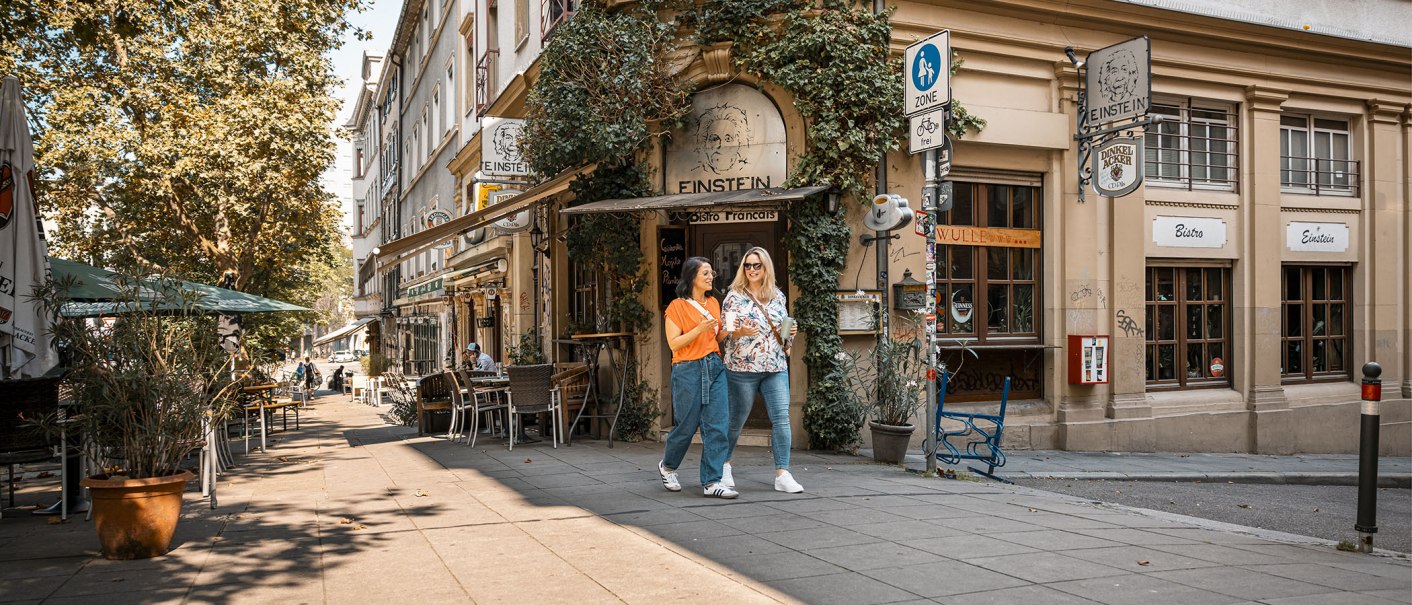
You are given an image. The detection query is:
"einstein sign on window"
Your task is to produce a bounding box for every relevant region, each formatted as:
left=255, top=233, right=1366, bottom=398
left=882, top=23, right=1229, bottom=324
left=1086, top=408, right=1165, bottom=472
left=665, top=84, right=787, bottom=195
left=481, top=117, right=529, bottom=176
left=1085, top=36, right=1150, bottom=126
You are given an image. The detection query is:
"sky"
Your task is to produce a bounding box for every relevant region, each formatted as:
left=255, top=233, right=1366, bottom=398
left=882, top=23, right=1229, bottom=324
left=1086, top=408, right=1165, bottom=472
left=322, top=0, right=404, bottom=238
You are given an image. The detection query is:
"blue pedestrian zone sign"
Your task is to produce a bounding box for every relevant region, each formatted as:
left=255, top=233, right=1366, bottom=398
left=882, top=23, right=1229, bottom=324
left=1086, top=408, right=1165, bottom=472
left=905, top=30, right=950, bottom=117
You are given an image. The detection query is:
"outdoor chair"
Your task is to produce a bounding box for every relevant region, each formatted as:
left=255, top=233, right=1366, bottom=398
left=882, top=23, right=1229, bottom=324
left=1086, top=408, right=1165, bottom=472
left=0, top=377, right=62, bottom=508
left=551, top=363, right=591, bottom=445
left=415, top=373, right=455, bottom=436
left=505, top=364, right=561, bottom=451
left=455, top=371, right=509, bottom=447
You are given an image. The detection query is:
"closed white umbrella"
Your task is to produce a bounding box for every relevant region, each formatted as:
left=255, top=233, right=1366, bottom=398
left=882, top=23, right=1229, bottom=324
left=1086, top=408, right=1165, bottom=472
left=0, top=75, right=57, bottom=379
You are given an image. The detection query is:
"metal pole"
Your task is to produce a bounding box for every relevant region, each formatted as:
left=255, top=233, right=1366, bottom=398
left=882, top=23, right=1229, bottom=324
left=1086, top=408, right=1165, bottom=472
left=1356, top=361, right=1382, bottom=553
left=922, top=149, right=940, bottom=476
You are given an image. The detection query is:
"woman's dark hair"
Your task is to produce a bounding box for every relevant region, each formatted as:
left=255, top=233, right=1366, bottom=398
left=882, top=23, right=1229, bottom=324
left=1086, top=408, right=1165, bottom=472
left=676, top=256, right=713, bottom=299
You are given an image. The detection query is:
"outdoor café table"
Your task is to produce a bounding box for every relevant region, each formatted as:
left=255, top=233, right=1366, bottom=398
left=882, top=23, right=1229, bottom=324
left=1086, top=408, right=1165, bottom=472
left=240, top=383, right=281, bottom=453
left=567, top=332, right=634, bottom=448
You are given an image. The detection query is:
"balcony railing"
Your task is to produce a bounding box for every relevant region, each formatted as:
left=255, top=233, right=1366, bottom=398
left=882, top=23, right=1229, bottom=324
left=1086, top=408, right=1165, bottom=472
left=542, top=0, right=576, bottom=41
left=1281, top=156, right=1360, bottom=196
left=475, top=49, right=498, bottom=117
left=1143, top=109, right=1240, bottom=191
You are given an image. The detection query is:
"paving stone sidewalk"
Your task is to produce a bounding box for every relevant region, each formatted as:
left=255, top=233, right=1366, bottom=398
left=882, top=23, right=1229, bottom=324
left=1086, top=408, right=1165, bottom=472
left=894, top=448, right=1412, bottom=487
left=1, top=394, right=1408, bottom=604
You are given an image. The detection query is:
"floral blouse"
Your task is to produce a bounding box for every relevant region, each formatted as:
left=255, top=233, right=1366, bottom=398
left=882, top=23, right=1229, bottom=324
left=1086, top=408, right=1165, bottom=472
left=722, top=287, right=790, bottom=373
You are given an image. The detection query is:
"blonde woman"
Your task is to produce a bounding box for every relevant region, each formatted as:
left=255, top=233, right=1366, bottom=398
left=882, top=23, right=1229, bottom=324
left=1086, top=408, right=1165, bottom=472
left=720, top=247, right=802, bottom=493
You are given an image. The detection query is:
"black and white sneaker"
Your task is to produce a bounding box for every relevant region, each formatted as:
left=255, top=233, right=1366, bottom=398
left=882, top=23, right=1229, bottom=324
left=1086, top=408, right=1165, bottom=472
left=658, top=460, right=681, bottom=492
left=703, top=482, right=739, bottom=499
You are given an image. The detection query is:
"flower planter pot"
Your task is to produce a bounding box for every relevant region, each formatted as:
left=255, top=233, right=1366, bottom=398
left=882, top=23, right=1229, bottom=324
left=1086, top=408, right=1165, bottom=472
left=869, top=421, right=915, bottom=464
left=81, top=470, right=193, bottom=560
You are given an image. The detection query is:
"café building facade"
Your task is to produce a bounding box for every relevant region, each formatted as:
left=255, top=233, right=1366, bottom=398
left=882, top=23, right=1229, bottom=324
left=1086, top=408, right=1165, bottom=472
left=377, top=0, right=1410, bottom=455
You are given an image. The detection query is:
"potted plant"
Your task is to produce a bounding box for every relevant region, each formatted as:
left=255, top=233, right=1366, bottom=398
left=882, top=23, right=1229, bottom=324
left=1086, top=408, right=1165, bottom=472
left=837, top=329, right=928, bottom=464
left=32, top=272, right=239, bottom=559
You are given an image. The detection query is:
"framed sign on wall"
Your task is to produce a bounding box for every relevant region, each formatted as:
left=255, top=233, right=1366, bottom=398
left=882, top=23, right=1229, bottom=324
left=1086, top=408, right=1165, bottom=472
left=837, top=291, right=882, bottom=335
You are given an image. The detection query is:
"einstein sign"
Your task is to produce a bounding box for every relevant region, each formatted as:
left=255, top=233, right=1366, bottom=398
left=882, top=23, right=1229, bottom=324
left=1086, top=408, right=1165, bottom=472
left=1085, top=36, right=1150, bottom=126
left=665, top=84, right=787, bottom=195
left=481, top=117, right=529, bottom=176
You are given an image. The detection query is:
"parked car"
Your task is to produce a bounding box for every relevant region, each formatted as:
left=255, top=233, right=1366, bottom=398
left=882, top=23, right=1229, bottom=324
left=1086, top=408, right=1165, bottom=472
left=330, top=350, right=357, bottom=363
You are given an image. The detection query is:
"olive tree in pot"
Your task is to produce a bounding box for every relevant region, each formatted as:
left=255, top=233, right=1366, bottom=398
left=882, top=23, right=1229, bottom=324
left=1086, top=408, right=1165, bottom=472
left=31, top=274, right=239, bottom=559
left=838, top=328, right=927, bottom=464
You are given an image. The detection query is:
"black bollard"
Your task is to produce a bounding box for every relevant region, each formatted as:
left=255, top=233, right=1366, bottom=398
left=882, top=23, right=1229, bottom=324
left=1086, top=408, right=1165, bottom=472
left=1355, top=361, right=1381, bottom=553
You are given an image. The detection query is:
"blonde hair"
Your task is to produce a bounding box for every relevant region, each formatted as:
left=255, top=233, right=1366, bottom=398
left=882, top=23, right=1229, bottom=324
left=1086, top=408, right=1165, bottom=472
left=729, top=246, right=778, bottom=303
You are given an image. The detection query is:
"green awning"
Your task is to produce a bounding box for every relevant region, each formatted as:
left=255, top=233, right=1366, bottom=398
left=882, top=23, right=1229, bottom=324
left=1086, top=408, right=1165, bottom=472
left=49, top=258, right=309, bottom=317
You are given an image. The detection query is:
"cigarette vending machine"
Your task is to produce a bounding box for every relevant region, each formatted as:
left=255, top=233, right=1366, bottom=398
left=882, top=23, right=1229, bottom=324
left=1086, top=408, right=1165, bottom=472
left=1067, top=335, right=1110, bottom=385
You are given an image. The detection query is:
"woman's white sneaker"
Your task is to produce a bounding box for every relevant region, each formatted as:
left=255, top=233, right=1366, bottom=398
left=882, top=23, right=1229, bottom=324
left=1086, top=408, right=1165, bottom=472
left=774, top=471, right=804, bottom=493
left=721, top=462, right=735, bottom=488
left=658, top=461, right=681, bottom=492
left=703, top=482, right=739, bottom=499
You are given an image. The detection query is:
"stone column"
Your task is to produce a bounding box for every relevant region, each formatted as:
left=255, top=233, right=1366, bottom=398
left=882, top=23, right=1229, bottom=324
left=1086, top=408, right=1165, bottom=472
left=1365, top=100, right=1410, bottom=397
left=1243, top=86, right=1292, bottom=454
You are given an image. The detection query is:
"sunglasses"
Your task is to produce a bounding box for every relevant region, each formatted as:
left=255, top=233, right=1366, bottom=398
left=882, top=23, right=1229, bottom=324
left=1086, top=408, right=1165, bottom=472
left=743, top=262, right=764, bottom=270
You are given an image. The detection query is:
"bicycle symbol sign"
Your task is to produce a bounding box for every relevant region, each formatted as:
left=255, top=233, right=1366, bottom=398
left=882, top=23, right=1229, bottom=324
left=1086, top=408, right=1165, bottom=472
left=905, top=30, right=950, bottom=117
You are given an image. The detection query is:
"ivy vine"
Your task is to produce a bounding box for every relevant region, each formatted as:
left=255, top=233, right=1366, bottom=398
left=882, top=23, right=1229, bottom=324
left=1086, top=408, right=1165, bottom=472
left=522, top=0, right=984, bottom=451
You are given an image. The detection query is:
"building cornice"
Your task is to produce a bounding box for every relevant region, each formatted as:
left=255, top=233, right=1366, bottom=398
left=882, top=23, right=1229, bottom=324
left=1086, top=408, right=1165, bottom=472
left=1245, top=86, right=1289, bottom=114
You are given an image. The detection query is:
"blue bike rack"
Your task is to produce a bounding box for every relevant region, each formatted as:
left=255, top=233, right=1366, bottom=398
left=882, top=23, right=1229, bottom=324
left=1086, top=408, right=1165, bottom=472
left=932, top=371, right=1013, bottom=484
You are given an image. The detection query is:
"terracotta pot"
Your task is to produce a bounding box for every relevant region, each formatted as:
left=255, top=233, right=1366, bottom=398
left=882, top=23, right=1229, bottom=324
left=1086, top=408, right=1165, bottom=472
left=81, top=470, right=193, bottom=560
left=869, top=421, right=915, bottom=464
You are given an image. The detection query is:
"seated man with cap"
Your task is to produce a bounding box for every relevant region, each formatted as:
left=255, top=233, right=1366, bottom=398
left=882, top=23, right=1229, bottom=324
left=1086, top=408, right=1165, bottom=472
left=466, top=343, right=496, bottom=372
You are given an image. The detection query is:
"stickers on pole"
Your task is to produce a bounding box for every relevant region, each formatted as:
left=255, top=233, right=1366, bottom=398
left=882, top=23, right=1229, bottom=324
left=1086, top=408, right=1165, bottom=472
left=1093, top=137, right=1144, bottom=197
left=905, top=30, right=950, bottom=116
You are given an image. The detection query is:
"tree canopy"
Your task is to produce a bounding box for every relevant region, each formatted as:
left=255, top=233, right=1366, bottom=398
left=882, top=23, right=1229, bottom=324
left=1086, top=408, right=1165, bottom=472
left=1, top=0, right=366, bottom=350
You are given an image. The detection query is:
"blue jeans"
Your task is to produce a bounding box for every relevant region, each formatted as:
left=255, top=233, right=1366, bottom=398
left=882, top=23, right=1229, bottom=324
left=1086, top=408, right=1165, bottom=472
left=724, top=369, right=791, bottom=469
left=662, top=353, right=729, bottom=486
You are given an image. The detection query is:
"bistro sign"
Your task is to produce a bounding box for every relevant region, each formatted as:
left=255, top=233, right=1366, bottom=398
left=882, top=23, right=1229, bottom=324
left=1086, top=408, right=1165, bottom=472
left=1152, top=216, right=1226, bottom=248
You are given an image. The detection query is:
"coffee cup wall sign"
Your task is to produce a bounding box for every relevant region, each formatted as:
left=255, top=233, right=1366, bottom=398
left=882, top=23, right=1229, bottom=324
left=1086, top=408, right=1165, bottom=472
left=1093, top=137, right=1144, bottom=197
left=950, top=287, right=973, bottom=325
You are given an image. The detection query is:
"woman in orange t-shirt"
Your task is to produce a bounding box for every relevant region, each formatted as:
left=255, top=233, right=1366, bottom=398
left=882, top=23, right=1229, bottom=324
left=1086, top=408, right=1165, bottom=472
left=657, top=257, right=737, bottom=499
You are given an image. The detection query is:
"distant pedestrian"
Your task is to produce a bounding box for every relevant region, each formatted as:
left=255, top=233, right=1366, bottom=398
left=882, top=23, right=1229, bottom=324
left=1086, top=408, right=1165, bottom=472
left=721, top=247, right=802, bottom=493
left=297, top=356, right=318, bottom=398
left=658, top=257, right=737, bottom=499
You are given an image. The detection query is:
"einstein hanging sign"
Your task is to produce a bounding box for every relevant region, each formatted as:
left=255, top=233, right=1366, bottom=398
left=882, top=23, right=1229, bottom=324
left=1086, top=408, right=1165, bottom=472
left=1093, top=137, right=1144, bottom=197
left=481, top=117, right=529, bottom=176
left=666, top=84, right=787, bottom=195
left=1085, top=36, right=1150, bottom=127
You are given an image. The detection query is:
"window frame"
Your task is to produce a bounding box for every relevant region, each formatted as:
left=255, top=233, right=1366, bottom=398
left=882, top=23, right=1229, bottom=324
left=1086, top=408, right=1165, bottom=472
left=933, top=182, right=1042, bottom=345
left=1281, top=265, right=1352, bottom=382
left=1144, top=264, right=1232, bottom=390
left=1143, top=98, right=1239, bottom=191
left=1280, top=113, right=1357, bottom=196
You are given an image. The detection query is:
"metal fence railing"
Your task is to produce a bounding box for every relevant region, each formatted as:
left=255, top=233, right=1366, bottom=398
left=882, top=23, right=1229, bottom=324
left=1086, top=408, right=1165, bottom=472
left=1281, top=156, right=1361, bottom=196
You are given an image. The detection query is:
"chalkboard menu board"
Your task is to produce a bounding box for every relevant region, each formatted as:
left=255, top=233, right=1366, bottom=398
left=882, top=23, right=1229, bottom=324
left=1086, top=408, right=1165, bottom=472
left=658, top=227, right=687, bottom=309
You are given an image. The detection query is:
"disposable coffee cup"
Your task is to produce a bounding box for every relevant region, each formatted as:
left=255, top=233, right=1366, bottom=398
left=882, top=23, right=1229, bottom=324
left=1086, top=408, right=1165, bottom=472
left=724, top=311, right=738, bottom=332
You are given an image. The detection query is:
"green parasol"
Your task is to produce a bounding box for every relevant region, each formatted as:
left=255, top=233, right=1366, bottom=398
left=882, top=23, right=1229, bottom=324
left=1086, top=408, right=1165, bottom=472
left=48, top=258, right=309, bottom=316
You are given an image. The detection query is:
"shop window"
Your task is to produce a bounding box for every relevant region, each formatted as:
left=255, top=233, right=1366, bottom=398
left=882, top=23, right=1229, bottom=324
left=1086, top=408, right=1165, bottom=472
left=1282, top=266, right=1350, bottom=381
left=1281, top=114, right=1357, bottom=196
left=935, top=182, right=1040, bottom=342
left=1145, top=266, right=1230, bottom=388
left=1144, top=99, right=1237, bottom=190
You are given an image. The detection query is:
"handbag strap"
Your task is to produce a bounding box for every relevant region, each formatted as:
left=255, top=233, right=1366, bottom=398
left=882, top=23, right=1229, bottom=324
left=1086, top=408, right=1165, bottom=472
left=684, top=297, right=718, bottom=334
left=745, top=291, right=787, bottom=349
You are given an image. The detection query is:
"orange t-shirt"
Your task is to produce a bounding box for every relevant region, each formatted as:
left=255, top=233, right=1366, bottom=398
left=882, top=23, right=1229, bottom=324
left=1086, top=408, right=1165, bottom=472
left=665, top=297, right=721, bottom=364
